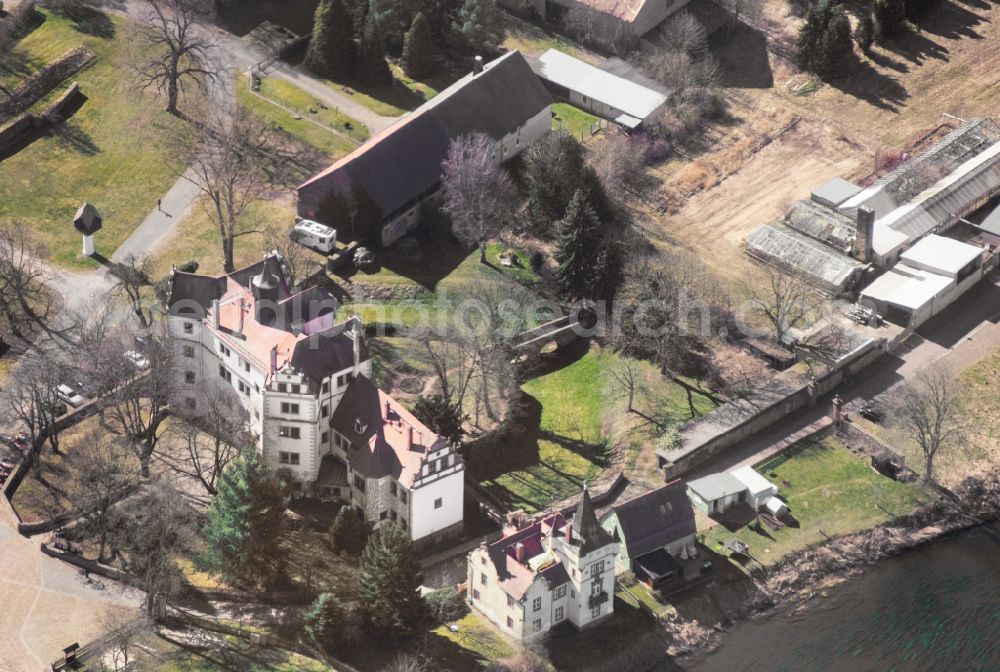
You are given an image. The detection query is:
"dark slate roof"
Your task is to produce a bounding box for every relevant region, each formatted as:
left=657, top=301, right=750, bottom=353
left=167, top=272, right=227, bottom=315
left=603, top=480, right=696, bottom=559
left=317, top=455, right=348, bottom=486
left=332, top=376, right=401, bottom=480
left=539, top=560, right=570, bottom=588
left=298, top=50, right=552, bottom=220
left=289, top=323, right=367, bottom=383
left=571, top=486, right=614, bottom=555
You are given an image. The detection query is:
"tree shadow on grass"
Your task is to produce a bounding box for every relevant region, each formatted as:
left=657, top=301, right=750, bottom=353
left=917, top=0, right=992, bottom=41
left=53, top=6, right=116, bottom=39
left=52, top=120, right=100, bottom=156
left=709, top=21, right=774, bottom=89
left=825, top=57, right=909, bottom=113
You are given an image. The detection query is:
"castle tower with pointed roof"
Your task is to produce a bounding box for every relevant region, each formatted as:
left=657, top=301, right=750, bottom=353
left=467, top=483, right=618, bottom=640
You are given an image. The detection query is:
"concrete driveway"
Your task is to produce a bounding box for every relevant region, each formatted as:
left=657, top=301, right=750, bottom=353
left=0, top=500, right=142, bottom=672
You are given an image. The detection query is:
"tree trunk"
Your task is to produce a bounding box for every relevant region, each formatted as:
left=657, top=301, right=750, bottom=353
left=223, top=236, right=235, bottom=274
left=166, top=58, right=180, bottom=116
left=479, top=240, right=487, bottom=264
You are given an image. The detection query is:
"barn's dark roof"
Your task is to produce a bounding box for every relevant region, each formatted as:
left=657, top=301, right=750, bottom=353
left=298, top=50, right=552, bottom=219
left=603, top=480, right=695, bottom=559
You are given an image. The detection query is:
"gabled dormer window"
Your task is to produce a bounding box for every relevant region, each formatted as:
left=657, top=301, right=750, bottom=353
left=355, top=418, right=367, bottom=435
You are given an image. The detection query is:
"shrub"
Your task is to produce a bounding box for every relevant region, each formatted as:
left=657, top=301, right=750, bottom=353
left=855, top=11, right=876, bottom=53
left=874, top=0, right=907, bottom=38
left=425, top=586, right=469, bottom=625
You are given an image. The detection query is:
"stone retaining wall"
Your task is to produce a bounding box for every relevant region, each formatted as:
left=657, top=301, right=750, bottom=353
left=0, top=46, right=94, bottom=121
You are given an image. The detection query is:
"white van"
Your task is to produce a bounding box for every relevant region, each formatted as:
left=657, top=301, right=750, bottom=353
left=291, top=219, right=337, bottom=253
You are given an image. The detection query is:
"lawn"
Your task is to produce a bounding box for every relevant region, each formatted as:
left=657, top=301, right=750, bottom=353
left=391, top=63, right=440, bottom=102
left=703, top=435, right=930, bottom=565
left=0, top=8, right=191, bottom=268
left=483, top=349, right=609, bottom=512
left=237, top=75, right=358, bottom=160
left=146, top=631, right=336, bottom=672
left=552, top=102, right=600, bottom=139
left=255, top=75, right=369, bottom=142
left=148, top=197, right=298, bottom=279
left=428, top=612, right=518, bottom=669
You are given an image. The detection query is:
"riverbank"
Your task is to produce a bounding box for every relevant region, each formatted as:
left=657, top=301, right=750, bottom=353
left=662, top=468, right=1000, bottom=661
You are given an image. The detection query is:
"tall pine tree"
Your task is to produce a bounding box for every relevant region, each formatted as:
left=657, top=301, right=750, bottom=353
left=330, top=506, right=365, bottom=556
left=554, top=190, right=621, bottom=301
left=402, top=12, right=435, bottom=78
left=357, top=18, right=393, bottom=88
left=359, top=526, right=428, bottom=640
left=198, top=448, right=288, bottom=589
left=305, top=0, right=356, bottom=80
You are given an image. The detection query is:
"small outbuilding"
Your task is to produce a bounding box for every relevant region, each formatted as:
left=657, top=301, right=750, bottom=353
left=730, top=466, right=779, bottom=511
left=686, top=473, right=746, bottom=515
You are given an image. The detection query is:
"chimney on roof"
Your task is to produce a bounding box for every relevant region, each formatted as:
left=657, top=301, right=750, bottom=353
left=473, top=55, right=483, bottom=75
left=237, top=298, right=246, bottom=336
left=564, top=522, right=572, bottom=545
left=407, top=424, right=414, bottom=451
left=351, top=316, right=362, bottom=371
left=855, top=206, right=875, bottom=263
left=270, top=346, right=277, bottom=375
left=514, top=542, right=525, bottom=563
left=385, top=400, right=392, bottom=419
left=211, top=299, right=220, bottom=330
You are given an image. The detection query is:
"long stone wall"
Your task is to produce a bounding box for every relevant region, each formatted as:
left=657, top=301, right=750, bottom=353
left=0, top=46, right=94, bottom=121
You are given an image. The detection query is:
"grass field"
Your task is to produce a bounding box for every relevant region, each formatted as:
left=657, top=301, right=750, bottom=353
left=0, top=9, right=191, bottom=268
left=502, top=14, right=600, bottom=62
left=148, top=197, right=298, bottom=278
left=703, top=435, right=930, bottom=564
left=145, top=632, right=335, bottom=672
left=255, top=76, right=369, bottom=143
left=552, top=102, right=600, bottom=139
left=237, top=76, right=358, bottom=160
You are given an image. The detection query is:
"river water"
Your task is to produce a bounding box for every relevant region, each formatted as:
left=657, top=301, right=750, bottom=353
left=672, top=529, right=1000, bottom=672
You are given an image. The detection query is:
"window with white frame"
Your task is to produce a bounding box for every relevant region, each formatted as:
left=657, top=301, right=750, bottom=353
left=280, top=402, right=300, bottom=414
left=532, top=618, right=541, bottom=631
left=591, top=560, right=605, bottom=577
left=279, top=451, right=300, bottom=465
left=554, top=585, right=567, bottom=599
left=279, top=426, right=300, bottom=439
left=555, top=606, right=564, bottom=621
left=591, top=605, right=601, bottom=619
left=218, top=365, right=231, bottom=383
left=532, top=597, right=541, bottom=612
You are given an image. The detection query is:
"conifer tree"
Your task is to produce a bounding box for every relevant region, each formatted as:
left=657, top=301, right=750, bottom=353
left=304, top=592, right=350, bottom=649
left=816, top=9, right=852, bottom=75
left=413, top=394, right=466, bottom=444
left=305, top=0, right=356, bottom=80
left=874, top=0, right=907, bottom=38
left=554, top=190, right=621, bottom=301
left=330, top=506, right=365, bottom=556
left=198, top=448, right=287, bottom=589
left=357, top=19, right=393, bottom=88
left=402, top=12, right=435, bottom=78
left=359, top=526, right=428, bottom=640
left=452, top=0, right=506, bottom=52
left=855, top=11, right=876, bottom=53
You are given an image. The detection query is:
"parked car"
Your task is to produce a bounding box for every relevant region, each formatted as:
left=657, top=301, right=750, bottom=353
left=124, top=350, right=150, bottom=371
left=860, top=404, right=884, bottom=423
left=55, top=384, right=85, bottom=408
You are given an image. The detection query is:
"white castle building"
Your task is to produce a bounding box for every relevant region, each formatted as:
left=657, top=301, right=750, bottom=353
left=165, top=255, right=464, bottom=543
left=467, top=485, right=618, bottom=640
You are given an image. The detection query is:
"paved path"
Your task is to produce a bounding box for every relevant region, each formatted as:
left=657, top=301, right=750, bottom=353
left=112, top=170, right=201, bottom=264
left=267, top=66, right=400, bottom=134
left=0, top=498, right=142, bottom=672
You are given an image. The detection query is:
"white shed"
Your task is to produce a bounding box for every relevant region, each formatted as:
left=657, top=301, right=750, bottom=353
left=730, top=466, right=779, bottom=511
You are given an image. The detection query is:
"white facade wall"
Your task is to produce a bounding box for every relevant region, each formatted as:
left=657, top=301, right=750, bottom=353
left=409, top=468, right=464, bottom=541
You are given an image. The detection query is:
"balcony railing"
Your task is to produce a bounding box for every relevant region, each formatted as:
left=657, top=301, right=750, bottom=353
left=588, top=591, right=609, bottom=609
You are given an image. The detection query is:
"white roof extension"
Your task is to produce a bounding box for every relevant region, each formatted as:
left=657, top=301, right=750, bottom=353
left=730, top=466, right=777, bottom=498
left=860, top=263, right=954, bottom=311
left=900, top=234, right=983, bottom=277
left=536, top=49, right=667, bottom=124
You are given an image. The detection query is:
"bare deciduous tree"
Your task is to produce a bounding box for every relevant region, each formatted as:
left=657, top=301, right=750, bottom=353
left=441, top=132, right=516, bottom=263
left=263, top=224, right=313, bottom=288
left=185, top=106, right=281, bottom=273
left=740, top=266, right=815, bottom=344
left=165, top=387, right=251, bottom=495
left=114, top=483, right=197, bottom=617
left=101, top=325, right=173, bottom=477
left=108, top=254, right=156, bottom=328
left=655, top=10, right=708, bottom=58
left=0, top=222, right=67, bottom=345
left=133, top=0, right=216, bottom=116
left=591, top=132, right=646, bottom=201
left=4, top=349, right=71, bottom=466
left=95, top=611, right=151, bottom=672
left=895, top=365, right=965, bottom=484
left=66, top=432, right=139, bottom=562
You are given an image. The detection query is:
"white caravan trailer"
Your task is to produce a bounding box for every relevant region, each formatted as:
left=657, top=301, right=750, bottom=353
left=291, top=219, right=337, bottom=253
